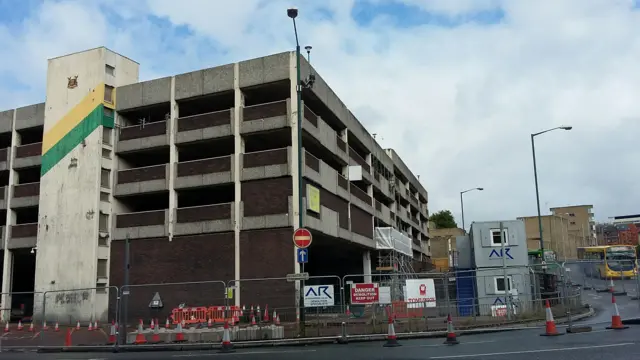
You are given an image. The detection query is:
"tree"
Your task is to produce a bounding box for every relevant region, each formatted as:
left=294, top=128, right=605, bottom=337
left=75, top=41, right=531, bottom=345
left=429, top=210, right=458, bottom=229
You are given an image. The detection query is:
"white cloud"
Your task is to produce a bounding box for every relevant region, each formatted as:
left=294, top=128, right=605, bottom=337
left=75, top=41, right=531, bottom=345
left=1, top=0, right=639, bottom=226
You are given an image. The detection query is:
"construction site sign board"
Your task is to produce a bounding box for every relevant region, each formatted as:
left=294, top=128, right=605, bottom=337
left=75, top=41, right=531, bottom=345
left=405, top=279, right=436, bottom=308
left=293, top=228, right=312, bottom=249
left=304, top=285, right=334, bottom=307
left=350, top=283, right=379, bottom=304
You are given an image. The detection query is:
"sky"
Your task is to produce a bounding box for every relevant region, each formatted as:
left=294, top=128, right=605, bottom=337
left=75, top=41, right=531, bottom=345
left=0, top=0, right=639, bottom=227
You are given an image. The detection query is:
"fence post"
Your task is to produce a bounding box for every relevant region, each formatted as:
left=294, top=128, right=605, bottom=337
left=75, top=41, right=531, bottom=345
left=561, top=262, right=573, bottom=329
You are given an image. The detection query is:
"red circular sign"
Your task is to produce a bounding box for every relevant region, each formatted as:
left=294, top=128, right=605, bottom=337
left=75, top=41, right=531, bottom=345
left=293, top=228, right=312, bottom=249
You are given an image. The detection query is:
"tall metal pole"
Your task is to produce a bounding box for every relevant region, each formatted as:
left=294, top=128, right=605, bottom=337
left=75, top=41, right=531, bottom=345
left=121, top=235, right=130, bottom=344
left=291, top=14, right=306, bottom=337
left=460, top=192, right=466, bottom=232
left=500, top=222, right=511, bottom=320
left=531, top=134, right=545, bottom=256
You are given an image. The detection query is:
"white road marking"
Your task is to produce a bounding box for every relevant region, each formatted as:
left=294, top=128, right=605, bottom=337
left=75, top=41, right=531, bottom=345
left=173, top=349, right=317, bottom=357
left=429, top=342, right=634, bottom=359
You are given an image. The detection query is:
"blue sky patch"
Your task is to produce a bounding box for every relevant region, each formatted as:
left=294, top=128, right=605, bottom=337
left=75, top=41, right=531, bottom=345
left=351, top=0, right=504, bottom=28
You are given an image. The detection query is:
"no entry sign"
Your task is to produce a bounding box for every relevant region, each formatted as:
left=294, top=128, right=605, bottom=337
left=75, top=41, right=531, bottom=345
left=293, top=228, right=312, bottom=249
left=350, top=283, right=379, bottom=304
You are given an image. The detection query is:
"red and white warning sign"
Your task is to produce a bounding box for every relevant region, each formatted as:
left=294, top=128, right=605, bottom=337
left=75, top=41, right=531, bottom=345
left=350, top=283, right=379, bottom=304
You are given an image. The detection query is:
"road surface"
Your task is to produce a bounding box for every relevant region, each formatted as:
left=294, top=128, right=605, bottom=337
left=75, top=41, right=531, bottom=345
left=2, top=323, right=640, bottom=359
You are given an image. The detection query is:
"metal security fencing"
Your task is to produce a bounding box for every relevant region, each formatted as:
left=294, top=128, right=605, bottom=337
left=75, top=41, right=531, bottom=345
left=0, top=263, right=599, bottom=349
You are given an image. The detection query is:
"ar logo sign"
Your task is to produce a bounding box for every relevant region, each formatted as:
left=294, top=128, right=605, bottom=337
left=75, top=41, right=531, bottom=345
left=489, top=248, right=514, bottom=260
left=305, top=286, right=332, bottom=298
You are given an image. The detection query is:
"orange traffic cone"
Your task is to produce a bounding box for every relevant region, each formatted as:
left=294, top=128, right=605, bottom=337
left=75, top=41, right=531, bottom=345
left=64, top=329, right=72, bottom=347
left=165, top=318, right=171, bottom=329
left=346, top=305, right=351, bottom=317
left=88, top=321, right=93, bottom=331
left=94, top=320, right=99, bottom=331
left=541, top=300, right=564, bottom=336
left=275, top=314, right=281, bottom=326
left=250, top=314, right=256, bottom=326
left=230, top=315, right=235, bottom=327
left=28, top=322, right=34, bottom=332
left=17, top=320, right=23, bottom=331
left=75, top=321, right=80, bottom=331
left=383, top=316, right=401, bottom=347
left=3, top=322, right=8, bottom=333
left=108, top=321, right=117, bottom=345
left=174, top=321, right=186, bottom=343
left=150, top=322, right=161, bottom=344
left=241, top=305, right=246, bottom=317
left=54, top=322, right=60, bottom=332
left=256, top=306, right=261, bottom=321
left=207, top=318, right=212, bottom=328
left=263, top=305, right=270, bottom=322
left=272, top=310, right=277, bottom=323
left=42, top=320, right=48, bottom=331
left=607, top=293, right=628, bottom=330
left=219, top=321, right=235, bottom=353
left=134, top=319, right=147, bottom=344
left=150, top=318, right=155, bottom=330
left=443, top=314, right=459, bottom=345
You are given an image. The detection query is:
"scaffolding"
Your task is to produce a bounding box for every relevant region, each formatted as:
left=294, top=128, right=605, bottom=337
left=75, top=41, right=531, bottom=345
left=374, top=227, right=416, bottom=301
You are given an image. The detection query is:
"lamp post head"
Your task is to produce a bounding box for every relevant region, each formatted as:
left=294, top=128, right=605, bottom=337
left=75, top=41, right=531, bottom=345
left=477, top=187, right=484, bottom=191
left=561, top=126, right=572, bottom=130
left=287, top=7, right=298, bottom=19
left=305, top=45, right=312, bottom=52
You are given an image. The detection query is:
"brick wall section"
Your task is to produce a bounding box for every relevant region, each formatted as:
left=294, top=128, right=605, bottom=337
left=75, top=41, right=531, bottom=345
left=177, top=203, right=231, bottom=223
left=177, top=156, right=231, bottom=176
left=116, top=210, right=165, bottom=228
left=239, top=228, right=295, bottom=310
left=177, top=110, right=231, bottom=131
left=120, top=121, right=166, bottom=140
left=15, top=143, right=41, bottom=157
left=110, top=234, right=234, bottom=321
left=350, top=204, right=373, bottom=238
left=243, top=101, right=287, bottom=121
left=12, top=223, right=37, bottom=238
left=303, top=179, right=349, bottom=229
left=241, top=177, right=292, bottom=217
left=243, top=149, right=287, bottom=168
left=13, top=182, right=39, bottom=197
left=117, top=165, right=166, bottom=184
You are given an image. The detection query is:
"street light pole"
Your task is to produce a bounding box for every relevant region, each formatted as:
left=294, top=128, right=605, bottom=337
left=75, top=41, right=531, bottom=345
left=460, top=187, right=483, bottom=232
left=531, top=126, right=572, bottom=258
left=288, top=7, right=315, bottom=338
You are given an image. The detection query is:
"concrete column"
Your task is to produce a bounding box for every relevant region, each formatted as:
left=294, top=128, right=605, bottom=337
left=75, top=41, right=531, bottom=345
left=168, top=77, right=178, bottom=241
left=1, top=109, right=17, bottom=321
left=233, top=63, right=244, bottom=307
left=362, top=251, right=372, bottom=283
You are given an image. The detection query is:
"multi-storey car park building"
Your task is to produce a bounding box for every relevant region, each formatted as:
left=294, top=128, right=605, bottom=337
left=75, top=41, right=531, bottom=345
left=0, top=47, right=430, bottom=322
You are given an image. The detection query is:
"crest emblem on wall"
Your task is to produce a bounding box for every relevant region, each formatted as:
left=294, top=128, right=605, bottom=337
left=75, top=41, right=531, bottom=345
left=67, top=75, right=78, bottom=89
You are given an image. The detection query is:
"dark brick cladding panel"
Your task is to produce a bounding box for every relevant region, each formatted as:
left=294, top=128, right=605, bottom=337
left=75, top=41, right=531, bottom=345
left=350, top=204, right=373, bottom=238
left=241, top=177, right=292, bottom=217
left=240, top=228, right=295, bottom=310
left=109, top=234, right=234, bottom=321
left=302, top=179, right=348, bottom=230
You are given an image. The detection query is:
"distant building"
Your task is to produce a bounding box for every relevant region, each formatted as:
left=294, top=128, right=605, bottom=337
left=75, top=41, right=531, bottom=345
left=612, top=214, right=640, bottom=226
left=550, top=204, right=596, bottom=246
left=517, top=215, right=580, bottom=259
left=429, top=226, right=464, bottom=271
left=596, top=222, right=639, bottom=246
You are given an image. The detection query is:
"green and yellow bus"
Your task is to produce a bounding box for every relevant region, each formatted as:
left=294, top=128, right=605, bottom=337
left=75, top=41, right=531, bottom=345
left=577, top=245, right=637, bottom=279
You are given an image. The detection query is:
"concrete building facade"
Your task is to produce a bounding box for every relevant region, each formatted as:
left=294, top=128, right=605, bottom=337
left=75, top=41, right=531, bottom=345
left=0, top=47, right=430, bottom=322
left=518, top=215, right=579, bottom=260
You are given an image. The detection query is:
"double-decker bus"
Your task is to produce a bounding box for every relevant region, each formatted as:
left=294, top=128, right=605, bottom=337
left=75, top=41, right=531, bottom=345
left=577, top=245, right=637, bottom=279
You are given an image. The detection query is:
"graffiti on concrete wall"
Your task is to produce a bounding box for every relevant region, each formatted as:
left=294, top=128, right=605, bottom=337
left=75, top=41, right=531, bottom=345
left=54, top=291, right=90, bottom=305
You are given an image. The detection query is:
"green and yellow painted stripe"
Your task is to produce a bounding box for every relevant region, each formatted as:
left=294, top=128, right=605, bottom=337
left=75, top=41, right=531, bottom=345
left=41, top=83, right=116, bottom=176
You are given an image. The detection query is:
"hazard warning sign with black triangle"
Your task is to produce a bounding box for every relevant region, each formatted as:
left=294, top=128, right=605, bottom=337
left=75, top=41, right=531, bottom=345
left=149, top=292, right=164, bottom=309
